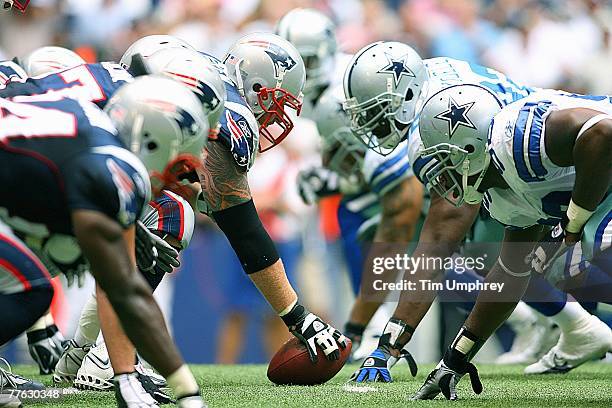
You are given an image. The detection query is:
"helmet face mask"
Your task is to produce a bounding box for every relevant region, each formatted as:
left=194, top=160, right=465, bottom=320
left=256, top=86, right=302, bottom=152
left=224, top=33, right=306, bottom=153
left=322, top=128, right=365, bottom=181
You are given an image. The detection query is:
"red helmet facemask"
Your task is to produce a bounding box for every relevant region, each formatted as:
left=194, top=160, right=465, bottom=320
left=256, top=87, right=302, bottom=152
left=9, top=0, right=30, bottom=12
left=149, top=153, right=203, bottom=199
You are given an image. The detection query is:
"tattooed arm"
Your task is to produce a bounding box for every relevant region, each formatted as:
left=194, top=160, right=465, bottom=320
left=197, top=141, right=251, bottom=212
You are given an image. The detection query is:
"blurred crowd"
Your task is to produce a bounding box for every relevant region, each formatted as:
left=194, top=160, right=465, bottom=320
left=1, top=0, right=611, bottom=364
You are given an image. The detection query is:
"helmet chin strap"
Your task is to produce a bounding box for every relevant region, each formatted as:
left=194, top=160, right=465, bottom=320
left=461, top=154, right=490, bottom=205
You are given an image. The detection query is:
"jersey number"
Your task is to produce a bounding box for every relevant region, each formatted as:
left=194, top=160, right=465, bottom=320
left=0, top=101, right=76, bottom=140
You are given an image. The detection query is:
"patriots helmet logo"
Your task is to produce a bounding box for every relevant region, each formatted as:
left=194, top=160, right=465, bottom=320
left=174, top=107, right=202, bottom=140
left=377, top=53, right=415, bottom=87
left=434, top=96, right=476, bottom=137
left=263, top=45, right=297, bottom=79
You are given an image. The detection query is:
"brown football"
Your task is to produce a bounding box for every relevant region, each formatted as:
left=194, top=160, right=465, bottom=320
left=267, top=337, right=352, bottom=385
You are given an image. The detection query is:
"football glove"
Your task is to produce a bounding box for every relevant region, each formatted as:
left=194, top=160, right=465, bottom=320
left=296, top=166, right=340, bottom=205
left=412, top=359, right=482, bottom=400
left=28, top=235, right=89, bottom=288
left=114, top=372, right=159, bottom=408
left=526, top=218, right=579, bottom=275
left=284, top=306, right=348, bottom=363
left=350, top=344, right=417, bottom=383
left=135, top=221, right=180, bottom=274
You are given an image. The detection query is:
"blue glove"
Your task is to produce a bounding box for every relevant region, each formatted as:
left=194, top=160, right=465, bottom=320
left=350, top=345, right=417, bottom=383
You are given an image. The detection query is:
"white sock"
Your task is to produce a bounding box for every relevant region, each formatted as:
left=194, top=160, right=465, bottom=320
left=506, top=302, right=537, bottom=329
left=549, top=301, right=591, bottom=333
left=167, top=365, right=199, bottom=398
left=74, top=295, right=101, bottom=346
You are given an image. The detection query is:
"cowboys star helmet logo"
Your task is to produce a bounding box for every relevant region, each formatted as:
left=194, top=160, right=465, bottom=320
left=377, top=53, right=415, bottom=87
left=434, top=96, right=477, bottom=137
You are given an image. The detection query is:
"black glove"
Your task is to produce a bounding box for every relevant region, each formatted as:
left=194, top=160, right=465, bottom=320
left=136, top=221, right=157, bottom=272
left=281, top=304, right=348, bottom=363
left=412, top=359, right=482, bottom=400
left=526, top=217, right=579, bottom=274
left=297, top=166, right=340, bottom=205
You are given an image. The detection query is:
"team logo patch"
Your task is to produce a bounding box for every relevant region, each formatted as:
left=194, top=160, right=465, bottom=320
left=107, top=159, right=138, bottom=226
left=363, top=357, right=375, bottom=367
left=377, top=53, right=415, bottom=87
left=225, top=111, right=252, bottom=167
left=434, top=96, right=476, bottom=137
left=243, top=40, right=297, bottom=79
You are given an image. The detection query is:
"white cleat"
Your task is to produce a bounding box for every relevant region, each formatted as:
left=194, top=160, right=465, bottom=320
left=74, top=343, right=114, bottom=391
left=135, top=361, right=167, bottom=389
left=525, top=315, right=612, bottom=374
left=0, top=393, right=22, bottom=408
left=53, top=340, right=93, bottom=384
left=496, top=316, right=559, bottom=365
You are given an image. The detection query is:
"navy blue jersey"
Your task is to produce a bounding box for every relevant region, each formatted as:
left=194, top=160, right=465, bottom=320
left=200, top=53, right=259, bottom=170
left=0, top=60, right=28, bottom=87
left=0, top=97, right=150, bottom=236
left=0, top=62, right=133, bottom=109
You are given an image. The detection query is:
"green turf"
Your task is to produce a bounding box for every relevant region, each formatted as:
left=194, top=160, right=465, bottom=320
left=11, top=362, right=612, bottom=407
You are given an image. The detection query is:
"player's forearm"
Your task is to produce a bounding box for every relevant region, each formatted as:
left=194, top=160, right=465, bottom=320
left=374, top=177, right=423, bottom=243
left=572, top=121, right=612, bottom=210
left=464, top=261, right=531, bottom=340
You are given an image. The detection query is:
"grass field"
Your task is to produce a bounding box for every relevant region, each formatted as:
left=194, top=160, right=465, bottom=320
left=12, top=362, right=612, bottom=408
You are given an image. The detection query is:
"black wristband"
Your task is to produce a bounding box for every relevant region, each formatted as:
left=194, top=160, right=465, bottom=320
left=444, top=326, right=484, bottom=371
left=280, top=303, right=307, bottom=327
left=213, top=200, right=280, bottom=274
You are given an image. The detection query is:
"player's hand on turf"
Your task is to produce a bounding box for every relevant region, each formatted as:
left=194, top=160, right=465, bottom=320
left=297, top=166, right=339, bottom=205
left=177, top=394, right=207, bottom=408
left=289, top=312, right=348, bottom=363
left=350, top=345, right=417, bottom=383
left=412, top=359, right=482, bottom=401
left=526, top=219, right=580, bottom=275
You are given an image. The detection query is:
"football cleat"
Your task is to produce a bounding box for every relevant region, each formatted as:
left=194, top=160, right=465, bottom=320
left=0, top=358, right=44, bottom=391
left=74, top=343, right=114, bottom=391
left=27, top=324, right=67, bottom=375
left=53, top=340, right=93, bottom=384
left=525, top=315, right=612, bottom=374
left=177, top=394, right=207, bottom=408
left=0, top=393, right=21, bottom=408
left=135, top=361, right=167, bottom=389
left=496, top=316, right=559, bottom=365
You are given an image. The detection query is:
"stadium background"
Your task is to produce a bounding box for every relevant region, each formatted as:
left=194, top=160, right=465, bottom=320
left=1, top=0, right=611, bottom=365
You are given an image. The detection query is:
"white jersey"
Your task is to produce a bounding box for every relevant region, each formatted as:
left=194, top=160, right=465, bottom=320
left=409, top=58, right=537, bottom=186
left=484, top=91, right=612, bottom=229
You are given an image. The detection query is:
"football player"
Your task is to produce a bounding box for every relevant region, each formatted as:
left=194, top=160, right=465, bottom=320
left=0, top=76, right=209, bottom=407
left=53, top=48, right=225, bottom=396
left=277, top=9, right=412, bottom=355
left=412, top=85, right=612, bottom=400
left=345, top=41, right=608, bottom=382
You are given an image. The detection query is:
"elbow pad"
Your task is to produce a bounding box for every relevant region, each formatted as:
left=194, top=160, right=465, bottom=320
left=212, top=199, right=279, bottom=274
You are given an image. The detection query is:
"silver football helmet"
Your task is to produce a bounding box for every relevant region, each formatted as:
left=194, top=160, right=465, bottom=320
left=343, top=41, right=428, bottom=154
left=314, top=85, right=365, bottom=182
left=22, top=46, right=86, bottom=77
left=223, top=32, right=305, bottom=152
left=276, top=8, right=337, bottom=97
left=419, top=84, right=503, bottom=206
left=119, top=35, right=195, bottom=71
left=104, top=75, right=209, bottom=196
left=147, top=48, right=227, bottom=140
